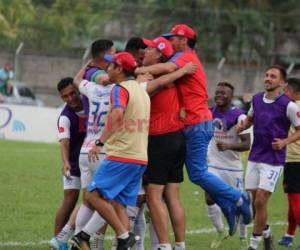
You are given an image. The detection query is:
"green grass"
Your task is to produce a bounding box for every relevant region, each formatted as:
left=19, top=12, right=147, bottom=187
left=0, top=140, right=299, bottom=250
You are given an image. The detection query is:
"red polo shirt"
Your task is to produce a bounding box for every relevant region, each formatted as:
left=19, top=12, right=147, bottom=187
left=170, top=49, right=212, bottom=125
left=149, top=86, right=183, bottom=135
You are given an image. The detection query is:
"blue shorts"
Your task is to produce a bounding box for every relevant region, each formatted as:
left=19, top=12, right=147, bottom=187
left=88, top=159, right=146, bottom=206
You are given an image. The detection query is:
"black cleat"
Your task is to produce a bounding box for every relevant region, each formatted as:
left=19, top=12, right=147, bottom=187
left=264, top=234, right=274, bottom=250
left=116, top=232, right=136, bottom=250
left=247, top=247, right=256, bottom=250
left=69, top=234, right=90, bottom=250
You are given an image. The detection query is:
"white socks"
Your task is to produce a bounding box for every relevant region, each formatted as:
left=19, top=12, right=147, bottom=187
left=134, top=205, right=146, bottom=250
left=238, top=220, right=247, bottom=239
left=127, top=206, right=139, bottom=232
left=174, top=242, right=186, bottom=250
left=149, top=219, right=159, bottom=250
left=82, top=211, right=106, bottom=236
left=262, top=225, right=272, bottom=238
left=56, top=224, right=74, bottom=242
left=207, top=204, right=224, bottom=232
left=249, top=235, right=262, bottom=249
left=75, top=204, right=94, bottom=234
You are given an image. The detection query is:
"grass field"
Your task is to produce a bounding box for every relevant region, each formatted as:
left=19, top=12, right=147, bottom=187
left=0, top=139, right=299, bottom=250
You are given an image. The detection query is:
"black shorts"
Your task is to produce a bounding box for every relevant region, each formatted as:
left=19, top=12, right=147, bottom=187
left=144, top=130, right=186, bottom=185
left=283, top=162, right=300, bottom=193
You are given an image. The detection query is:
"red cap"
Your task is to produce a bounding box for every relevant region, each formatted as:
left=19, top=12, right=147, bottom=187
left=143, top=37, right=174, bottom=58
left=104, top=52, right=138, bottom=71
left=162, top=24, right=196, bottom=40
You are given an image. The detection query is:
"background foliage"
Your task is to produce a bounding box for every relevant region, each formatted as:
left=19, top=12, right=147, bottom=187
left=0, top=0, right=299, bottom=64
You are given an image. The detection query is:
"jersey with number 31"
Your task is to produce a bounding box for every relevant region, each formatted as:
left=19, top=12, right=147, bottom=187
left=79, top=80, right=114, bottom=154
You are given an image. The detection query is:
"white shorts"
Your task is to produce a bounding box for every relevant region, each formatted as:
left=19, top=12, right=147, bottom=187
left=208, top=166, right=244, bottom=191
left=63, top=176, right=81, bottom=190
left=245, top=161, right=283, bottom=193
left=79, top=153, right=106, bottom=189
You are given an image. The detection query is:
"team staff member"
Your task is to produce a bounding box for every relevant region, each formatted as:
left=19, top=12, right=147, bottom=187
left=71, top=52, right=150, bottom=250
left=136, top=24, right=252, bottom=236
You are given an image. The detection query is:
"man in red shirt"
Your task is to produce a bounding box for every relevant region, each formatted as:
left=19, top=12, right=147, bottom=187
left=136, top=24, right=252, bottom=236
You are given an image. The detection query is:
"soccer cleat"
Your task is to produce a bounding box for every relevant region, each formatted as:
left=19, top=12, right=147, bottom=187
left=69, top=234, right=90, bottom=250
left=90, top=234, right=104, bottom=250
left=277, top=235, right=293, bottom=247
left=222, top=203, right=238, bottom=236
left=49, top=237, right=68, bottom=250
left=238, top=192, right=253, bottom=225
left=247, top=247, right=256, bottom=250
left=116, top=232, right=136, bottom=250
left=239, top=238, right=249, bottom=250
left=210, top=231, right=228, bottom=248
left=264, top=234, right=274, bottom=250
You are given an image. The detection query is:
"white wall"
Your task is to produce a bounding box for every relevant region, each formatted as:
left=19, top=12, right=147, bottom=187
left=0, top=104, right=60, bottom=143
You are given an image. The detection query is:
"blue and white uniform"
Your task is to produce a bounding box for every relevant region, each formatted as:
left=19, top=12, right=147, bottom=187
left=208, top=106, right=249, bottom=191
left=78, top=80, right=114, bottom=188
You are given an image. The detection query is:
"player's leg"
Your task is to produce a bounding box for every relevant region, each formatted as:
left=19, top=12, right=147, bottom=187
left=164, top=183, right=186, bottom=250
left=184, top=122, right=251, bottom=235
left=51, top=176, right=80, bottom=250
left=75, top=154, right=99, bottom=234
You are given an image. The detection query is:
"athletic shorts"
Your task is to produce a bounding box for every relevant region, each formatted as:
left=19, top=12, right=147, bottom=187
left=245, top=161, right=283, bottom=193
left=283, top=162, right=300, bottom=193
left=144, top=130, right=186, bottom=185
left=88, top=159, right=146, bottom=206
left=79, top=153, right=106, bottom=189
left=63, top=176, right=81, bottom=190
left=208, top=166, right=244, bottom=191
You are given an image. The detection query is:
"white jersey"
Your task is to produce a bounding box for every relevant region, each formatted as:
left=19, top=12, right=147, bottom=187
left=79, top=80, right=114, bottom=154
left=208, top=106, right=250, bottom=170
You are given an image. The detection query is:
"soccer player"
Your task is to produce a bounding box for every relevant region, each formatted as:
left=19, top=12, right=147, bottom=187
left=277, top=78, right=300, bottom=249
left=206, top=82, right=251, bottom=249
left=125, top=37, right=147, bottom=66
left=71, top=52, right=150, bottom=250
left=237, top=66, right=300, bottom=250
left=50, top=77, right=86, bottom=250
left=135, top=24, right=252, bottom=236
left=71, top=41, right=115, bottom=250
left=124, top=37, right=148, bottom=250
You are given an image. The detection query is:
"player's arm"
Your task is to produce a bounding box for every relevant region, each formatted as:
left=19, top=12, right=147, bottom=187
left=235, top=105, right=254, bottom=132
left=216, top=133, right=251, bottom=152
left=88, top=86, right=128, bottom=162
left=59, top=138, right=72, bottom=179
left=135, top=62, right=178, bottom=76
left=272, top=102, right=300, bottom=150
left=73, top=65, right=87, bottom=89
left=58, top=116, right=72, bottom=179
left=142, top=62, right=197, bottom=95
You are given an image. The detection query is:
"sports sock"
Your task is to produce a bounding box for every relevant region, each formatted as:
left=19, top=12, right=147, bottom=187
left=127, top=206, right=139, bottom=232
left=238, top=220, right=247, bottom=239
left=262, top=225, right=271, bottom=238
left=75, top=204, right=94, bottom=234
left=117, top=231, right=129, bottom=239
left=249, top=234, right=262, bottom=249
left=134, top=205, right=146, bottom=250
left=207, top=204, right=224, bottom=232
left=174, top=241, right=186, bottom=250
left=149, top=219, right=159, bottom=250
left=56, top=224, right=74, bottom=242
left=82, top=212, right=106, bottom=236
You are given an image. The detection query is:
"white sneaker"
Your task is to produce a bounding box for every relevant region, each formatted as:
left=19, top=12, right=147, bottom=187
left=90, top=234, right=105, bottom=250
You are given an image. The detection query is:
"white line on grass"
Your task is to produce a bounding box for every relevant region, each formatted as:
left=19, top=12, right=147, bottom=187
left=0, top=221, right=287, bottom=247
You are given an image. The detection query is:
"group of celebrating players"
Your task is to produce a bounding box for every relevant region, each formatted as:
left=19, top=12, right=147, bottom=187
left=49, top=24, right=300, bottom=250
